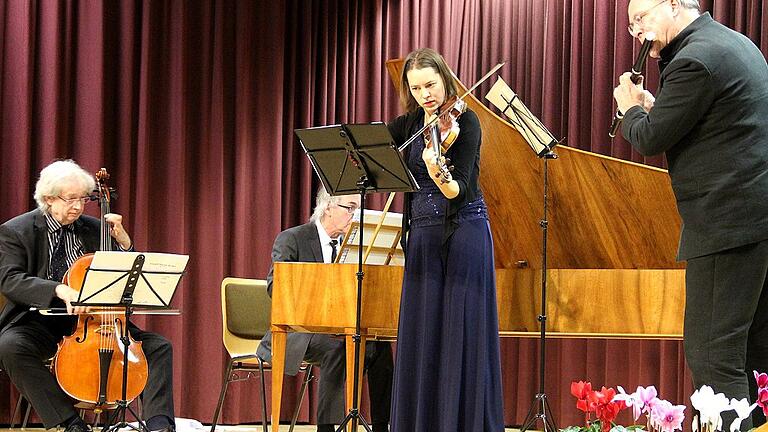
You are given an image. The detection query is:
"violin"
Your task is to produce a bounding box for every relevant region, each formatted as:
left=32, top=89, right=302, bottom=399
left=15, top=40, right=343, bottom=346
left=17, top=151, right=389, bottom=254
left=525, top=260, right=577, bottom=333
left=423, top=95, right=467, bottom=184
left=398, top=62, right=504, bottom=152
left=425, top=95, right=467, bottom=152
left=53, top=168, right=148, bottom=411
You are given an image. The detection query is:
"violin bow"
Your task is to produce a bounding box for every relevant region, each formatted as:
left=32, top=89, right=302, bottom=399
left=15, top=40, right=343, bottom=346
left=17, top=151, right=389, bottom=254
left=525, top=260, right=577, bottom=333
left=398, top=61, right=506, bottom=152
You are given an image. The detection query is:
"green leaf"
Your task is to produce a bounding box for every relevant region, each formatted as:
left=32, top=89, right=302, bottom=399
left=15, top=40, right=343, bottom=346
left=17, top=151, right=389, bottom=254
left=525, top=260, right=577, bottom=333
left=587, top=423, right=603, bottom=432
left=610, top=426, right=646, bottom=432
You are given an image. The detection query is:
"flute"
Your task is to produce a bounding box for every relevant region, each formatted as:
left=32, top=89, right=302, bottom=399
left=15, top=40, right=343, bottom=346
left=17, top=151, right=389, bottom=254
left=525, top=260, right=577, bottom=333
left=609, top=32, right=656, bottom=138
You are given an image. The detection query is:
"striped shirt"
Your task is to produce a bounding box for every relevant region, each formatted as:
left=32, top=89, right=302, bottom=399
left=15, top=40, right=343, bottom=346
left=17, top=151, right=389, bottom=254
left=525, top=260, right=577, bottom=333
left=45, top=213, right=85, bottom=281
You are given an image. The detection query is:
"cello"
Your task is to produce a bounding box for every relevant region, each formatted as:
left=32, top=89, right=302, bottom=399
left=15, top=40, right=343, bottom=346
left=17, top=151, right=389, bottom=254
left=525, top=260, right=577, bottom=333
left=54, top=168, right=149, bottom=412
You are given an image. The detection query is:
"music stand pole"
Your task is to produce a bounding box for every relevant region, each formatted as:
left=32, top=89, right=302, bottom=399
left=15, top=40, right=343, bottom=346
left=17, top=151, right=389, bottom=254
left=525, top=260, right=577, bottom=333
left=103, top=255, right=148, bottom=432
left=520, top=151, right=558, bottom=432
left=102, top=306, right=145, bottom=432
left=336, top=176, right=371, bottom=432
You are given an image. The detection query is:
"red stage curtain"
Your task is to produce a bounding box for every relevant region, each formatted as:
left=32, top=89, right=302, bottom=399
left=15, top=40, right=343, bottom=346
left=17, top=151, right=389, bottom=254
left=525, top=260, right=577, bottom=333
left=1, top=0, right=765, bottom=429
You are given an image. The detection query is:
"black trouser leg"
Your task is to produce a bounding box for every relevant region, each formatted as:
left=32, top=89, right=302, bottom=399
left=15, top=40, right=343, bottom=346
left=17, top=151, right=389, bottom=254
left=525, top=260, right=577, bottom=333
left=305, top=336, right=394, bottom=427
left=746, top=266, right=768, bottom=428
left=685, top=240, right=768, bottom=430
left=0, top=319, right=78, bottom=429
left=304, top=334, right=346, bottom=425
left=365, top=342, right=393, bottom=426
left=130, top=324, right=175, bottom=426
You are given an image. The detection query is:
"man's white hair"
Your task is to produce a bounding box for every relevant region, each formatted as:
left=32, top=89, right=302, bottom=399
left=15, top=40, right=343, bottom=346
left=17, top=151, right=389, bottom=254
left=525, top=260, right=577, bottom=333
left=309, top=185, right=338, bottom=222
left=678, top=0, right=700, bottom=10
left=34, top=160, right=95, bottom=213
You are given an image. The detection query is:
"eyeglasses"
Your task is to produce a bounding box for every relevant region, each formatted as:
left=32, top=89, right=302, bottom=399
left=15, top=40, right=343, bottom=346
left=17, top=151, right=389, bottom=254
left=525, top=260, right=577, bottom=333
left=336, top=203, right=358, bottom=214
left=57, top=195, right=92, bottom=206
left=628, top=0, right=668, bottom=36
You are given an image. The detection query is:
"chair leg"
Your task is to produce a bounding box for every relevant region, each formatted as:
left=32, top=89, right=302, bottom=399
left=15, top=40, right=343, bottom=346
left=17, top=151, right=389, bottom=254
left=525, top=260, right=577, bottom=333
left=22, top=402, right=32, bottom=430
left=135, top=396, right=143, bottom=422
left=258, top=360, right=268, bottom=432
left=93, top=410, right=101, bottom=429
left=288, top=365, right=314, bottom=432
left=10, top=394, right=23, bottom=429
left=210, top=359, right=235, bottom=432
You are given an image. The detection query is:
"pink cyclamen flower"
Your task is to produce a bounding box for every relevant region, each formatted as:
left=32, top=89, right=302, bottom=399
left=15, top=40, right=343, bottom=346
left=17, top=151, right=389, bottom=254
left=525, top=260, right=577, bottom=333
left=637, top=385, right=659, bottom=405
left=637, top=386, right=659, bottom=416
left=755, top=370, right=768, bottom=389
left=650, top=399, right=686, bottom=432
left=758, top=387, right=768, bottom=416
left=613, top=386, right=644, bottom=421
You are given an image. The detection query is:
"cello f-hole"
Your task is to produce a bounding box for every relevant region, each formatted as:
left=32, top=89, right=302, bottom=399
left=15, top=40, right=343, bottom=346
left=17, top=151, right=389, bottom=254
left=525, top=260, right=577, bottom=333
left=75, top=315, right=93, bottom=343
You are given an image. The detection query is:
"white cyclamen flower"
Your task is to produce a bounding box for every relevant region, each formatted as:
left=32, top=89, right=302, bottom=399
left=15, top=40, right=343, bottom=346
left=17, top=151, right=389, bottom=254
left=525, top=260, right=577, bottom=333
left=728, top=398, right=757, bottom=432
left=691, top=385, right=730, bottom=429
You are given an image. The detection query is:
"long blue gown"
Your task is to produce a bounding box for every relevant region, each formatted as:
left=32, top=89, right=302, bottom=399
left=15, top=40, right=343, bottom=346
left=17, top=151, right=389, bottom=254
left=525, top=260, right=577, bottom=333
left=389, top=128, right=504, bottom=432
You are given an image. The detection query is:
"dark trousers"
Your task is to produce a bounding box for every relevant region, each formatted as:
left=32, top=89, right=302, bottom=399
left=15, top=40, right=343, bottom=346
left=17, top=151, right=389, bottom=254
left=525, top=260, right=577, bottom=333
left=0, top=314, right=174, bottom=429
left=303, top=335, right=393, bottom=426
left=685, top=239, right=768, bottom=430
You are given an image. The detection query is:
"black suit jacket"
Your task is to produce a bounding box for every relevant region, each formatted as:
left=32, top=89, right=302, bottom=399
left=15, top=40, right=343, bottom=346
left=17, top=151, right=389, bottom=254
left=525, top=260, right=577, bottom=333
left=0, top=209, right=101, bottom=330
left=622, top=13, right=768, bottom=260
left=258, top=221, right=324, bottom=375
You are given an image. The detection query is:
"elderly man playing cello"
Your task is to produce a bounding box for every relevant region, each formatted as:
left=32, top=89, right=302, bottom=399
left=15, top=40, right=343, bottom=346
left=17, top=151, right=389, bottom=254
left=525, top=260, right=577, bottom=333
left=0, top=160, right=175, bottom=432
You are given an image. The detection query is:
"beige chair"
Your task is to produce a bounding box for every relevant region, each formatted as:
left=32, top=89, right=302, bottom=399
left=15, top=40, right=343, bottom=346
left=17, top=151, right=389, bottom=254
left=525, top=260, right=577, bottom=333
left=211, top=277, right=313, bottom=432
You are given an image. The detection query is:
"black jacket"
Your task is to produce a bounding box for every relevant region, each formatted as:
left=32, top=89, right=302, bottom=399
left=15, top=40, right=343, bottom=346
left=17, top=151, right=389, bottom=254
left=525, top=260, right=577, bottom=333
left=0, top=209, right=100, bottom=330
left=622, top=13, right=768, bottom=260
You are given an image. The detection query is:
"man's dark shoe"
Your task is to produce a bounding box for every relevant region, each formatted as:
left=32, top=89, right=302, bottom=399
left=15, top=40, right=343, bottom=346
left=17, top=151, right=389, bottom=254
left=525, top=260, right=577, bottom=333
left=372, top=423, right=389, bottom=432
left=317, top=424, right=335, bottom=432
left=63, top=419, right=91, bottom=432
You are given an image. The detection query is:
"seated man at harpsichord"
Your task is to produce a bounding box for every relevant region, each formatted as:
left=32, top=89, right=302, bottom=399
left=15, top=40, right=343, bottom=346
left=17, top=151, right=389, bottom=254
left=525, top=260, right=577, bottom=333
left=257, top=185, right=393, bottom=432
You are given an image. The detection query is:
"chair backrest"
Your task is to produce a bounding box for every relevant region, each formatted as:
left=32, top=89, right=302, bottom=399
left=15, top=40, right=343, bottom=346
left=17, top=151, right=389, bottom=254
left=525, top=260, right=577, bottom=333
left=220, top=277, right=271, bottom=357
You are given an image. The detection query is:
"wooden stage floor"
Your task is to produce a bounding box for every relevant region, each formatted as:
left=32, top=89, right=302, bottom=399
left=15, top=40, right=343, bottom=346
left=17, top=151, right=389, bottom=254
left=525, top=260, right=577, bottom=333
left=0, top=425, right=529, bottom=431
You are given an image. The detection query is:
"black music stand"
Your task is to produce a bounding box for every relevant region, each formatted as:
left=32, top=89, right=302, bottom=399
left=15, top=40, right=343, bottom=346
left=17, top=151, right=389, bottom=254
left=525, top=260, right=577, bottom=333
left=295, top=122, right=417, bottom=432
left=74, top=251, right=188, bottom=432
left=485, top=77, right=561, bottom=432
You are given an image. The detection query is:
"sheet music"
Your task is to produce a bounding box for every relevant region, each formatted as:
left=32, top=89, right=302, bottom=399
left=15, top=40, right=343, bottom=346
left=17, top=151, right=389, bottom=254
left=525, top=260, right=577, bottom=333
left=337, top=210, right=404, bottom=266
left=78, top=251, right=189, bottom=307
left=485, top=76, right=557, bottom=155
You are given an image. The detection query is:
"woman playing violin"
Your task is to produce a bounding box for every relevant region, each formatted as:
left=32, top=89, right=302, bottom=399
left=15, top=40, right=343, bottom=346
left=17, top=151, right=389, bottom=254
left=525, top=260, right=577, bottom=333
left=387, top=48, right=504, bottom=431
left=0, top=160, right=175, bottom=432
